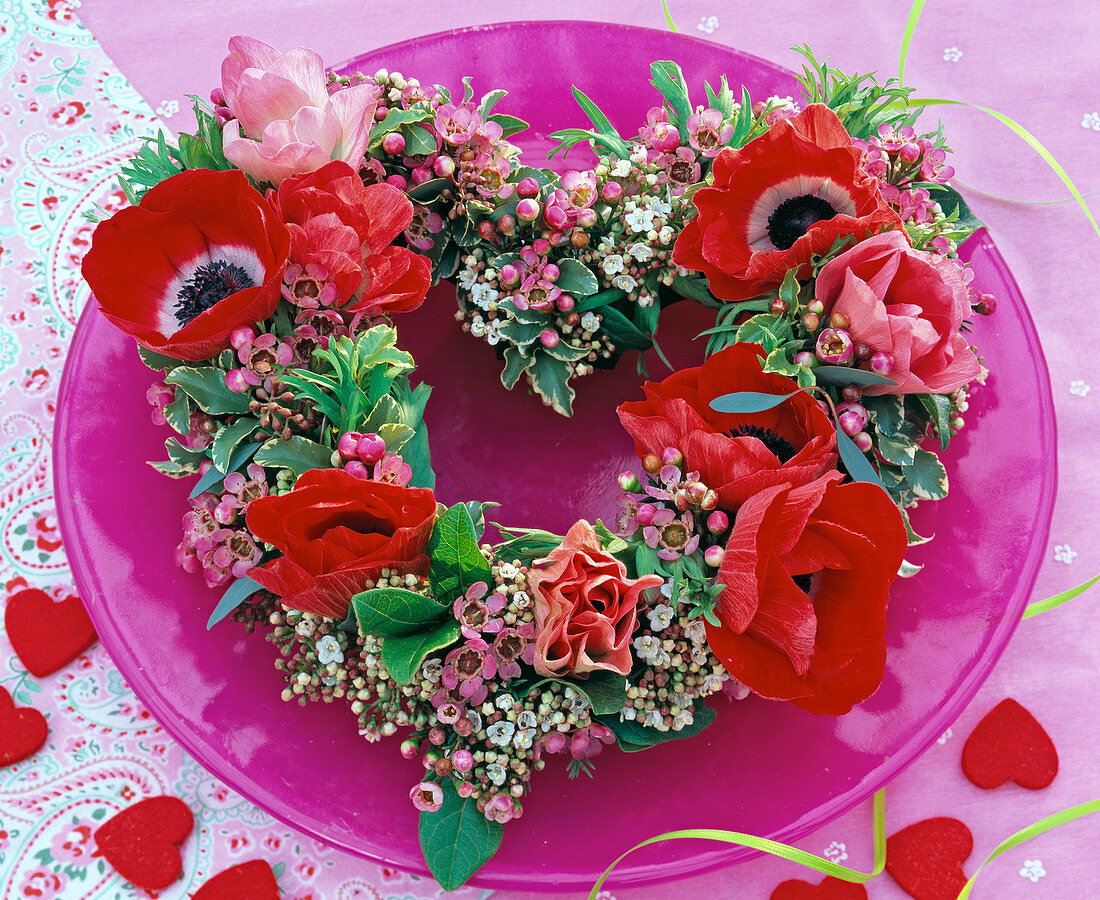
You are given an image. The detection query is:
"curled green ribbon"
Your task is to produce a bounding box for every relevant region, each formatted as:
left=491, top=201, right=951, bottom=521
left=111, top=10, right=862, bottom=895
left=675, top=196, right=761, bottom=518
left=661, top=0, right=679, bottom=33
left=588, top=790, right=886, bottom=898
left=897, top=0, right=927, bottom=84
left=1023, top=572, right=1100, bottom=619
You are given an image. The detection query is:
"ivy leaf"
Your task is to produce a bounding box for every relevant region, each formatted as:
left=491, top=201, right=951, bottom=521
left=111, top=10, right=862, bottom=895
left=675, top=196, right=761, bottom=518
left=863, top=395, right=904, bottom=436
left=162, top=392, right=191, bottom=434
left=778, top=269, right=801, bottom=313
left=382, top=620, right=462, bottom=686
left=191, top=440, right=260, bottom=499
left=709, top=389, right=807, bottom=414
left=253, top=436, right=333, bottom=476
left=402, top=124, right=437, bottom=156
left=419, top=781, right=504, bottom=891
left=211, top=418, right=260, bottom=473
left=488, top=113, right=528, bottom=137
left=527, top=350, right=576, bottom=417
left=166, top=367, right=252, bottom=415
left=353, top=587, right=449, bottom=638
left=427, top=504, right=494, bottom=602
left=150, top=438, right=206, bottom=477
left=596, top=701, right=716, bottom=751
left=137, top=346, right=183, bottom=371
left=814, top=366, right=897, bottom=387
left=902, top=448, right=949, bottom=500
left=918, top=393, right=954, bottom=450
left=876, top=431, right=918, bottom=467
left=554, top=258, right=600, bottom=296
left=501, top=346, right=533, bottom=390
left=207, top=576, right=262, bottom=629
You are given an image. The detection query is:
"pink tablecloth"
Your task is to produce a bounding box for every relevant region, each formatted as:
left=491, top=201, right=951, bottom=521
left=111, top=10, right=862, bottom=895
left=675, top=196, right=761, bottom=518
left=1, top=1, right=1097, bottom=897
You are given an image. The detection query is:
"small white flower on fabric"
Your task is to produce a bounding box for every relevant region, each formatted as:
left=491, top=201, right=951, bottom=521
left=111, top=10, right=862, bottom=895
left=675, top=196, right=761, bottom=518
left=156, top=99, right=180, bottom=118
left=1020, top=859, right=1046, bottom=882
left=1070, top=380, right=1091, bottom=396
left=485, top=320, right=502, bottom=346
left=612, top=273, right=638, bottom=292
left=943, top=47, right=963, bottom=63
left=625, top=206, right=654, bottom=233
left=627, top=242, right=655, bottom=262
left=458, top=267, right=480, bottom=290
left=569, top=693, right=590, bottom=715
left=471, top=282, right=499, bottom=310
left=470, top=315, right=486, bottom=336
left=495, top=693, right=515, bottom=711
left=647, top=603, right=676, bottom=632
left=633, top=634, right=662, bottom=663
left=316, top=634, right=344, bottom=665
left=513, top=728, right=535, bottom=750
left=498, top=562, right=518, bottom=579
left=601, top=253, right=625, bottom=276
left=486, top=762, right=507, bottom=786
left=580, top=311, right=601, bottom=332
left=486, top=720, right=516, bottom=746
left=1054, top=544, right=1077, bottom=564
left=1082, top=112, right=1100, bottom=131
left=937, top=728, right=954, bottom=746
left=516, top=710, right=537, bottom=730
left=697, top=15, right=718, bottom=33
left=658, top=225, right=675, bottom=244
left=421, top=657, right=443, bottom=684
left=611, top=159, right=632, bottom=177
left=823, top=841, right=848, bottom=863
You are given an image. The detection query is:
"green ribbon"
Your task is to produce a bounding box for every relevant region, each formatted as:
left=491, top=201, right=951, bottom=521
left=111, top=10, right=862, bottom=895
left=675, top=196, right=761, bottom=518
left=897, top=0, right=927, bottom=84
left=588, top=790, right=886, bottom=899
left=1023, top=572, right=1100, bottom=619
left=661, top=0, right=679, bottom=33
left=957, top=800, right=1100, bottom=898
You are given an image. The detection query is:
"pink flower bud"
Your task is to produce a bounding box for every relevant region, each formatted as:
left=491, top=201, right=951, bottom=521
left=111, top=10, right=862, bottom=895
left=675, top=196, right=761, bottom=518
left=500, top=263, right=520, bottom=286
left=793, top=351, right=816, bottom=368
left=532, top=238, right=551, bottom=256
left=807, top=299, right=825, bottom=316
left=836, top=401, right=869, bottom=432
left=385, top=173, right=408, bottom=190
left=838, top=409, right=864, bottom=436
left=828, top=311, right=850, bottom=330
left=382, top=131, right=406, bottom=155
left=660, top=446, right=684, bottom=467
left=410, top=165, right=432, bottom=186
left=337, top=431, right=363, bottom=461
left=343, top=460, right=369, bottom=479
left=516, top=198, right=540, bottom=222
left=433, top=155, right=456, bottom=177
left=356, top=432, right=386, bottom=463
left=601, top=181, right=623, bottom=202
left=576, top=207, right=598, bottom=227
left=540, top=329, right=559, bottom=348
left=841, top=384, right=863, bottom=402
left=517, top=176, right=540, bottom=198
left=477, top=220, right=496, bottom=240
left=542, top=262, right=559, bottom=281
left=815, top=328, right=855, bottom=365
left=458, top=781, right=475, bottom=797
left=898, top=142, right=920, bottom=163
left=707, top=510, right=729, bottom=533
left=650, top=121, right=681, bottom=152
left=428, top=727, right=445, bottom=745
left=852, top=431, right=873, bottom=453
left=556, top=294, right=575, bottom=312
left=400, top=739, right=420, bottom=760
left=704, top=545, right=725, bottom=567
left=636, top=503, right=656, bottom=527
left=975, top=293, right=997, bottom=316
left=700, top=489, right=719, bottom=510
left=543, top=204, right=569, bottom=229
left=497, top=214, right=517, bottom=235
left=618, top=471, right=641, bottom=492
left=870, top=351, right=896, bottom=376
left=452, top=749, right=474, bottom=772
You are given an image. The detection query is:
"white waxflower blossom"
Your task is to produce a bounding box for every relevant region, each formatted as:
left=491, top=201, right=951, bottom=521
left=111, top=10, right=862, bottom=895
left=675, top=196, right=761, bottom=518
left=421, top=657, right=443, bottom=684
left=497, top=562, right=518, bottom=579
left=294, top=615, right=316, bottom=638
left=647, top=603, right=675, bottom=632
left=630, top=145, right=649, bottom=165
left=512, top=591, right=530, bottom=609
left=673, top=710, right=694, bottom=730
left=611, top=158, right=632, bottom=177
left=495, top=693, right=515, bottom=711
left=569, top=693, right=590, bottom=715
left=627, top=242, right=655, bottom=262
left=625, top=206, right=654, bottom=233
left=683, top=618, right=707, bottom=645
left=647, top=196, right=672, bottom=218
left=485, top=320, right=502, bottom=346
left=486, top=762, right=507, bottom=786
left=580, top=311, right=601, bottom=332
left=621, top=706, right=637, bottom=720
left=471, top=282, right=499, bottom=310
left=691, top=646, right=709, bottom=666
left=612, top=273, right=638, bottom=292
left=645, top=709, right=664, bottom=729
left=486, top=720, right=516, bottom=746
left=598, top=235, right=617, bottom=254
left=658, top=225, right=675, bottom=244
left=517, top=710, right=537, bottom=730
left=316, top=634, right=344, bottom=665
left=465, top=709, right=483, bottom=732
left=513, top=729, right=535, bottom=750
left=470, top=315, right=486, bottom=336
left=358, top=723, right=382, bottom=742
left=702, top=673, right=728, bottom=693
left=633, top=634, right=662, bottom=663
left=601, top=253, right=625, bottom=275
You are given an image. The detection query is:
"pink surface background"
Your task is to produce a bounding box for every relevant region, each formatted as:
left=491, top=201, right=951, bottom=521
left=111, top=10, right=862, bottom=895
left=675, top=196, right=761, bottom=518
left=0, top=1, right=1097, bottom=898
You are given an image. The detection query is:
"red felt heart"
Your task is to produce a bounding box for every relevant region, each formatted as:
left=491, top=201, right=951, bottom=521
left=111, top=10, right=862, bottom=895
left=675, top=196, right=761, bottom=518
left=962, top=698, right=1058, bottom=790
left=771, top=875, right=868, bottom=898
left=0, top=686, right=48, bottom=767
left=5, top=586, right=97, bottom=677
left=886, top=817, right=972, bottom=900
left=191, top=860, right=280, bottom=900
left=95, top=795, right=194, bottom=890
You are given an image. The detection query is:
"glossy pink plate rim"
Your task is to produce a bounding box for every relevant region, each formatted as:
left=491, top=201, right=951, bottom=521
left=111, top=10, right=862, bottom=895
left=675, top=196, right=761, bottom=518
left=55, top=21, right=1056, bottom=892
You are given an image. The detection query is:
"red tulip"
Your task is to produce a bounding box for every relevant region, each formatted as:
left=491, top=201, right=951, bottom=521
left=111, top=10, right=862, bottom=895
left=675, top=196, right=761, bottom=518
left=82, top=169, right=290, bottom=362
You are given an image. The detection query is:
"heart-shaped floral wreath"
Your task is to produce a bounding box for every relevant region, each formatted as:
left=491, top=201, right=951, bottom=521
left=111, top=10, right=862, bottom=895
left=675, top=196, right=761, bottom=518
left=80, top=36, right=993, bottom=888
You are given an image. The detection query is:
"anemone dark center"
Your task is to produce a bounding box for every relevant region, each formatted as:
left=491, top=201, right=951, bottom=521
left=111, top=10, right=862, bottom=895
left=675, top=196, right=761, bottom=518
left=175, top=260, right=255, bottom=326
left=728, top=425, right=796, bottom=464
left=792, top=572, right=815, bottom=594
left=766, top=194, right=838, bottom=250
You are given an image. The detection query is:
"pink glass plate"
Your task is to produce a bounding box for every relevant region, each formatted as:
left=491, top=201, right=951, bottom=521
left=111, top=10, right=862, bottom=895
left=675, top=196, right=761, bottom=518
left=55, top=21, right=1056, bottom=892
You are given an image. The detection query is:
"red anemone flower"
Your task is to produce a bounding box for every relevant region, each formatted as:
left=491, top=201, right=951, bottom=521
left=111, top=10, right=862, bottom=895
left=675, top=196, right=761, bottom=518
left=617, top=342, right=838, bottom=511
left=673, top=104, right=904, bottom=302
left=705, top=472, right=907, bottom=715
left=82, top=169, right=290, bottom=361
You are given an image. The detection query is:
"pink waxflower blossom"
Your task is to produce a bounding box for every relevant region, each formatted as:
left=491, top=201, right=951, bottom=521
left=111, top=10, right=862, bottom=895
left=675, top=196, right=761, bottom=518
left=219, top=36, right=380, bottom=184
left=435, top=102, right=483, bottom=146
left=686, top=108, right=733, bottom=157
left=373, top=452, right=413, bottom=486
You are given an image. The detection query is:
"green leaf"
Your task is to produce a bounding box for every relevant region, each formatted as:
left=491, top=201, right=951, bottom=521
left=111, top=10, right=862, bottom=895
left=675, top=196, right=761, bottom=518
left=649, top=60, right=692, bottom=139
left=876, top=431, right=918, bottom=467
left=211, top=418, right=259, bottom=473
left=554, top=258, right=600, bottom=296
left=527, top=350, right=576, bottom=416
left=378, top=421, right=415, bottom=453
left=570, top=85, right=620, bottom=139
left=488, top=113, right=528, bottom=137
left=497, top=320, right=544, bottom=349
left=598, top=306, right=652, bottom=351
left=778, top=269, right=801, bottom=313
left=253, top=435, right=333, bottom=475
left=492, top=526, right=564, bottom=564
left=918, top=394, right=953, bottom=450
left=928, top=184, right=985, bottom=235
left=382, top=619, right=462, bottom=685
left=633, top=542, right=664, bottom=579
left=419, top=781, right=504, bottom=891
left=353, top=587, right=449, bottom=638
left=427, top=504, right=494, bottom=601
left=902, top=447, right=949, bottom=500
left=478, top=89, right=508, bottom=117
left=900, top=508, right=933, bottom=546
left=709, top=389, right=807, bottom=414
left=864, top=395, right=904, bottom=436
left=671, top=274, right=720, bottom=305
left=137, top=346, right=184, bottom=371
left=166, top=367, right=252, bottom=415
left=501, top=346, right=533, bottom=390
left=191, top=439, right=260, bottom=499
left=162, top=392, right=191, bottom=435
left=368, top=106, right=433, bottom=148
left=597, top=701, right=716, bottom=750
left=207, top=576, right=262, bottom=629
left=837, top=427, right=888, bottom=489
left=150, top=437, right=207, bottom=477
left=761, top=348, right=801, bottom=377
left=576, top=289, right=625, bottom=313
left=402, top=124, right=437, bottom=156
left=569, top=671, right=628, bottom=715
left=814, top=366, right=897, bottom=387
